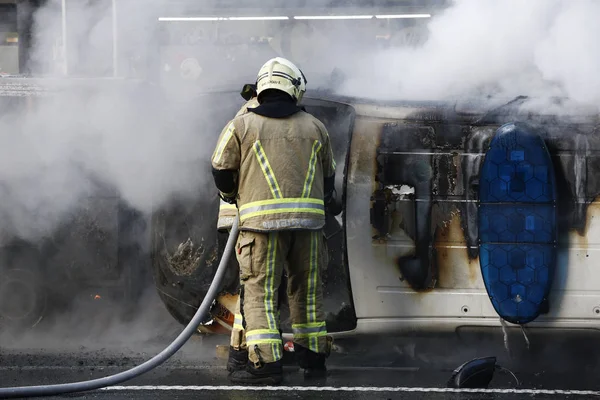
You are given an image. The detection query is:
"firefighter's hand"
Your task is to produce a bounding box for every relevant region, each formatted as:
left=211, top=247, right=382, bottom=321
left=240, top=83, right=257, bottom=101
left=219, top=191, right=237, bottom=205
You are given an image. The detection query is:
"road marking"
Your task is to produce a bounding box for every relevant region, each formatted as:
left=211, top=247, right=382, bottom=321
left=0, top=366, right=220, bottom=371
left=0, top=365, right=418, bottom=372
left=101, top=386, right=600, bottom=396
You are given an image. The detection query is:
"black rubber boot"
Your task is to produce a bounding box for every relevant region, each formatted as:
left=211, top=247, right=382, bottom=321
left=229, top=360, right=283, bottom=385
left=294, top=343, right=327, bottom=379
left=227, top=347, right=248, bottom=373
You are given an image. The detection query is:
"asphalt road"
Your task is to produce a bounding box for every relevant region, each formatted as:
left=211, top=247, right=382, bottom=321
left=1, top=290, right=600, bottom=400
left=2, top=333, right=600, bottom=400
left=1, top=358, right=598, bottom=400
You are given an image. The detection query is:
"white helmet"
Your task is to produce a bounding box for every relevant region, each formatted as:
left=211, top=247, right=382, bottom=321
left=255, top=57, right=307, bottom=103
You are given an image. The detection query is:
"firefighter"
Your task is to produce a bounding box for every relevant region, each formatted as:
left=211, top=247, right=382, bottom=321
left=218, top=83, right=291, bottom=376
left=211, top=57, right=337, bottom=384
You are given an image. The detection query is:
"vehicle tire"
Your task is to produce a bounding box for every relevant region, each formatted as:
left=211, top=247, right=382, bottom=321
left=149, top=194, right=239, bottom=327
left=0, top=246, right=47, bottom=335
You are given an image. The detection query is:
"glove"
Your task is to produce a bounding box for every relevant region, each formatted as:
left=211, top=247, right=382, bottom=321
left=219, top=191, right=237, bottom=205
left=240, top=83, right=257, bottom=101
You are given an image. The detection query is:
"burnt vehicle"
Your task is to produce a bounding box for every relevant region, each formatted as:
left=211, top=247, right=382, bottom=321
left=154, top=91, right=600, bottom=340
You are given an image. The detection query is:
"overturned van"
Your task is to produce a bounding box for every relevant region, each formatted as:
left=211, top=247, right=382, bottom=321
left=152, top=92, right=600, bottom=338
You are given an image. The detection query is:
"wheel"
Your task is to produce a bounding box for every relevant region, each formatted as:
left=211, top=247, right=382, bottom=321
left=150, top=194, right=239, bottom=327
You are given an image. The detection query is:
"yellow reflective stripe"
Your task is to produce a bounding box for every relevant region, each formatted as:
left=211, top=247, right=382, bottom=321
left=246, top=329, right=281, bottom=346
left=264, top=233, right=278, bottom=331
left=292, top=322, right=327, bottom=338
left=307, top=231, right=319, bottom=352
left=239, top=199, right=325, bottom=222
left=292, top=321, right=326, bottom=331
left=307, top=231, right=318, bottom=323
left=302, top=140, right=322, bottom=198
left=239, top=198, right=323, bottom=211
left=213, top=122, right=235, bottom=164
left=246, top=338, right=281, bottom=344
left=272, top=343, right=281, bottom=361
left=246, top=329, right=279, bottom=336
left=219, top=201, right=237, bottom=210
left=253, top=140, right=282, bottom=199
left=241, top=202, right=324, bottom=215
left=247, top=339, right=282, bottom=346
left=292, top=331, right=328, bottom=339
left=233, top=314, right=244, bottom=331
left=265, top=233, right=282, bottom=361
left=240, top=208, right=324, bottom=222
left=246, top=328, right=283, bottom=359
left=331, top=147, right=337, bottom=170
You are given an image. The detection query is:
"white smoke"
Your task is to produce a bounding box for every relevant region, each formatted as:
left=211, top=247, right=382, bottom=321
left=0, top=0, right=246, bottom=243
left=336, top=0, right=600, bottom=111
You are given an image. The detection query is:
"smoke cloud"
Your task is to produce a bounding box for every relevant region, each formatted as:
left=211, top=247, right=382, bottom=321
left=336, top=0, right=600, bottom=113
left=0, top=1, right=231, bottom=244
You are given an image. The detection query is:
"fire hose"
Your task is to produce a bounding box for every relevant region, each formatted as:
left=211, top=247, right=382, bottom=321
left=0, top=217, right=240, bottom=399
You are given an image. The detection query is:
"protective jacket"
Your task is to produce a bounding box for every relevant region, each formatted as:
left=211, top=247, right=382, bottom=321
left=212, top=104, right=336, bottom=232
left=235, top=97, right=260, bottom=117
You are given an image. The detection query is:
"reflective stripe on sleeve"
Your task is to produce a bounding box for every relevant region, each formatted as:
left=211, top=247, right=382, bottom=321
left=213, top=122, right=235, bottom=164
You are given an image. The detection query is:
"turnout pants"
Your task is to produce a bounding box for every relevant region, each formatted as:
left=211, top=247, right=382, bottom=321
left=230, top=229, right=328, bottom=365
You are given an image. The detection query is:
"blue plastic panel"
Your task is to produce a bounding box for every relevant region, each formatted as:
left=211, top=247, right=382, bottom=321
left=478, top=122, right=557, bottom=325
left=479, top=204, right=555, bottom=244
left=480, top=134, right=555, bottom=204
left=480, top=243, right=553, bottom=324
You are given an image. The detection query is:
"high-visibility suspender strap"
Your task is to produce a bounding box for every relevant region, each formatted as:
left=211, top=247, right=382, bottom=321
left=253, top=140, right=282, bottom=199
left=302, top=140, right=323, bottom=198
